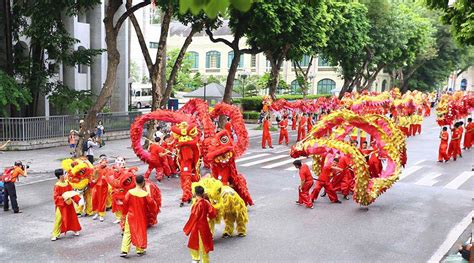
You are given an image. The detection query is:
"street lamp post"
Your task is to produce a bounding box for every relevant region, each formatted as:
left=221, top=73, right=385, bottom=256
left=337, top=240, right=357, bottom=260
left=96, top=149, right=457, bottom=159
left=202, top=76, right=208, bottom=102
left=240, top=71, right=249, bottom=99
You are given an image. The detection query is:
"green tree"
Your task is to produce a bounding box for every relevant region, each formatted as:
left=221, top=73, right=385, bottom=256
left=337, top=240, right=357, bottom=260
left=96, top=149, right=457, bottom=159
left=166, top=49, right=193, bottom=92
left=426, top=0, right=474, bottom=45
left=320, top=1, right=370, bottom=98
left=179, top=0, right=255, bottom=18
left=246, top=0, right=332, bottom=99
left=0, top=70, right=31, bottom=116
left=11, top=0, right=102, bottom=116
left=130, top=61, right=141, bottom=83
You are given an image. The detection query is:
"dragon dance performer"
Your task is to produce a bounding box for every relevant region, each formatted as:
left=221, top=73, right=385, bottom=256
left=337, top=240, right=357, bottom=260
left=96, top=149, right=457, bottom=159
left=291, top=112, right=297, bottom=131
left=120, top=175, right=158, bottom=257
left=310, top=155, right=341, bottom=204
left=278, top=115, right=289, bottom=145
left=184, top=185, right=217, bottom=263
left=51, top=169, right=81, bottom=241
left=307, top=114, right=313, bottom=134
left=438, top=127, right=450, bottom=162
left=297, top=114, right=307, bottom=141
left=448, top=122, right=463, bottom=161
left=293, top=160, right=313, bottom=209
left=464, top=118, right=473, bottom=150
left=331, top=154, right=353, bottom=200
left=163, top=135, right=178, bottom=175
left=262, top=116, right=273, bottom=149
left=91, top=155, right=111, bottom=222
left=144, top=137, right=171, bottom=181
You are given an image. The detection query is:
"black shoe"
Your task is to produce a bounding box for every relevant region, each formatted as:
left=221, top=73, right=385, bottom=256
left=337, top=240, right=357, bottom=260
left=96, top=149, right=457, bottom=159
left=120, top=252, right=128, bottom=258
left=320, top=192, right=326, bottom=197
left=180, top=202, right=184, bottom=207
left=269, top=146, right=274, bottom=148
left=237, top=233, right=246, bottom=237
left=188, top=200, right=192, bottom=204
left=344, top=196, right=350, bottom=200
left=222, top=233, right=231, bottom=238
left=13, top=210, right=22, bottom=214
left=334, top=200, right=342, bottom=204
left=137, top=251, right=146, bottom=256
left=3, top=209, right=9, bottom=212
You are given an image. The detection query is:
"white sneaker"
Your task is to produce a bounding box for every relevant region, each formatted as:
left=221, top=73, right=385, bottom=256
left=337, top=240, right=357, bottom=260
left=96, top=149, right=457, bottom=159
left=51, top=237, right=58, bottom=241
left=113, top=219, right=120, bottom=224
left=99, top=216, right=104, bottom=222
left=73, top=232, right=80, bottom=236
left=92, top=214, right=99, bottom=220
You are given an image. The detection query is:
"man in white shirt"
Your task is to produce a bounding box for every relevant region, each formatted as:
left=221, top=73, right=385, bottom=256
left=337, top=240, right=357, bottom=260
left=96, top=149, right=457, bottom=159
left=86, top=133, right=99, bottom=164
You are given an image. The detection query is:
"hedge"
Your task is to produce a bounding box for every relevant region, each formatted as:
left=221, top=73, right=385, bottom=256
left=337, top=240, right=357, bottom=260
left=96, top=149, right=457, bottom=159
left=243, top=111, right=261, bottom=120
left=235, top=94, right=330, bottom=111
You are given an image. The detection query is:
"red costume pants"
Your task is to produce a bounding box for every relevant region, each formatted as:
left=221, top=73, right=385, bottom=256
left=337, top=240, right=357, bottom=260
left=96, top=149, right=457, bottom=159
left=298, top=181, right=313, bottom=208
left=448, top=140, right=461, bottom=161
left=438, top=142, right=449, bottom=162
left=297, top=128, right=306, bottom=141
left=310, top=180, right=339, bottom=203
left=279, top=130, right=289, bottom=145
left=262, top=131, right=272, bottom=148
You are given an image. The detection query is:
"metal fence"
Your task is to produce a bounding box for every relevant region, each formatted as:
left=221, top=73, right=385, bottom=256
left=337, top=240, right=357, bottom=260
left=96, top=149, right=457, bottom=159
left=0, top=112, right=142, bottom=141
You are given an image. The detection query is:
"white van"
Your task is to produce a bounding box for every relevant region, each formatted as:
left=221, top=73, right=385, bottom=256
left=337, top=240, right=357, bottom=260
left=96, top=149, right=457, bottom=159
left=130, top=84, right=152, bottom=109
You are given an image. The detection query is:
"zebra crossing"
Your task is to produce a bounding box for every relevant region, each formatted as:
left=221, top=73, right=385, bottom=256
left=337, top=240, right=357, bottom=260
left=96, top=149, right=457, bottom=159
left=237, top=150, right=473, bottom=190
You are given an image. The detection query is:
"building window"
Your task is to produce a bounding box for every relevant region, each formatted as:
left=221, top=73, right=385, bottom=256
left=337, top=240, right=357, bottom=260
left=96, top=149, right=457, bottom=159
left=382, top=80, right=387, bottom=92
left=297, top=55, right=311, bottom=67
left=206, top=51, right=221, bottom=69
left=78, top=12, right=88, bottom=23
left=149, top=8, right=161, bottom=24
left=318, top=56, right=330, bottom=67
left=77, top=46, right=87, bottom=74
left=251, top=54, right=256, bottom=68
left=290, top=80, right=300, bottom=94
left=317, top=79, right=335, bottom=94
left=460, top=79, right=467, bottom=91
left=228, top=51, right=243, bottom=68
left=188, top=51, right=199, bottom=69
left=149, top=42, right=159, bottom=49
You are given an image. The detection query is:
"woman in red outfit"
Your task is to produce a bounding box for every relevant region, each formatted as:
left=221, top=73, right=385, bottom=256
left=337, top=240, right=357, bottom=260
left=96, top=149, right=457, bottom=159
left=310, top=155, right=341, bottom=204
left=448, top=123, right=462, bottom=161
left=438, top=127, right=450, bottom=162
left=293, top=160, right=314, bottom=208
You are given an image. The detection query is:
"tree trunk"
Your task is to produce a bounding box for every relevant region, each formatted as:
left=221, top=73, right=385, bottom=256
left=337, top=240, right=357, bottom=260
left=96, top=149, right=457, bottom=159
left=0, top=0, right=13, bottom=75
left=268, top=58, right=283, bottom=100
left=76, top=1, right=121, bottom=156
left=224, top=49, right=241, bottom=104
left=338, top=78, right=352, bottom=99
left=161, top=23, right=201, bottom=108
left=150, top=5, right=172, bottom=112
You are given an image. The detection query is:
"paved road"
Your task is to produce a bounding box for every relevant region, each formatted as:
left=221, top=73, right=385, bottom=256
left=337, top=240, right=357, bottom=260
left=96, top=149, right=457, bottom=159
left=0, top=115, right=472, bottom=262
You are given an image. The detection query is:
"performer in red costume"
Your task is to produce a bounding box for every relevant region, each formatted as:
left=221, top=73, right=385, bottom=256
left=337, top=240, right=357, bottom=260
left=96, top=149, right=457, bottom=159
left=332, top=154, right=353, bottom=199
left=262, top=116, right=273, bottom=149
left=291, top=112, right=297, bottom=131
left=297, top=114, right=307, bottom=141
left=293, top=160, right=313, bottom=208
left=438, top=127, right=450, bottom=162
left=184, top=185, right=217, bottom=263
left=163, top=135, right=178, bottom=174
left=120, top=175, right=158, bottom=257
left=91, top=155, right=111, bottom=222
left=144, top=137, right=171, bottom=181
left=448, top=123, right=462, bottom=161
left=464, top=118, right=473, bottom=150
left=51, top=169, right=81, bottom=241
left=307, top=114, right=313, bottom=133
left=310, top=155, right=341, bottom=204
left=224, top=117, right=233, bottom=136
left=367, top=141, right=383, bottom=178
left=278, top=115, right=289, bottom=145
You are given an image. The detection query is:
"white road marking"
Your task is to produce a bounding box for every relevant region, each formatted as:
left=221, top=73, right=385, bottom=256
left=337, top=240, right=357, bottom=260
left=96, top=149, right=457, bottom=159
left=428, top=211, right=473, bottom=263
left=415, top=173, right=442, bottom=186
left=262, top=157, right=304, bottom=169
left=444, top=171, right=474, bottom=189
left=241, top=155, right=288, bottom=167
left=399, top=165, right=423, bottom=180
left=414, top=159, right=426, bottom=166
left=285, top=160, right=313, bottom=171
left=17, top=177, right=56, bottom=186
left=235, top=153, right=270, bottom=163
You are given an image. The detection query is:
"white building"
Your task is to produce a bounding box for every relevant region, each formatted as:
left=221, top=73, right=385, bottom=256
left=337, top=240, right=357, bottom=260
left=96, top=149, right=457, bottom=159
left=13, top=3, right=129, bottom=116
left=130, top=10, right=391, bottom=95
left=447, top=66, right=474, bottom=92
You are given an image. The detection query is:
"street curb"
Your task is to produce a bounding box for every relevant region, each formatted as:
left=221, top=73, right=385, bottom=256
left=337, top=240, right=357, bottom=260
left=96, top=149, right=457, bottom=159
left=27, top=159, right=144, bottom=174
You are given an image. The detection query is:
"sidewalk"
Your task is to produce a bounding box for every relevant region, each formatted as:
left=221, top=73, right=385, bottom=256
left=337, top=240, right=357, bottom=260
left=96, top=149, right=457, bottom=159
left=0, top=124, right=267, bottom=174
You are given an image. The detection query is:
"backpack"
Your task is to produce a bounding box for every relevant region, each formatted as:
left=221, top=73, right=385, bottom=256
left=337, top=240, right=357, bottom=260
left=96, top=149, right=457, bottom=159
left=1, top=167, right=14, bottom=183
left=82, top=140, right=90, bottom=153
